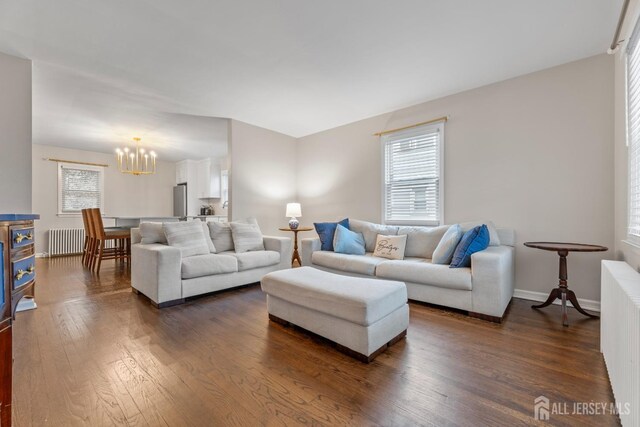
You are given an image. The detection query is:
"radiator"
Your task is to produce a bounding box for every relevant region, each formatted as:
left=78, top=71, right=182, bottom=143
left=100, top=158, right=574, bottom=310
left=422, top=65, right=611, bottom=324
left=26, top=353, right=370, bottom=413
left=601, top=260, right=640, bottom=426
left=48, top=228, right=86, bottom=256
left=48, top=228, right=116, bottom=256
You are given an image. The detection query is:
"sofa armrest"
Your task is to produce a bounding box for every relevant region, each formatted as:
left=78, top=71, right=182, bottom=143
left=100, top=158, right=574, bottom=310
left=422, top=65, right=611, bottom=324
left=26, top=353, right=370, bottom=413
left=470, top=245, right=515, bottom=318
left=301, top=238, right=321, bottom=267
left=263, top=236, right=293, bottom=268
left=131, top=243, right=182, bottom=305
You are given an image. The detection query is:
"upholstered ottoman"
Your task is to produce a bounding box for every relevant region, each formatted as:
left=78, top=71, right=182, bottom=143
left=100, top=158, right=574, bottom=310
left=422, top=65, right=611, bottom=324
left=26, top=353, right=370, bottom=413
left=261, top=267, right=409, bottom=362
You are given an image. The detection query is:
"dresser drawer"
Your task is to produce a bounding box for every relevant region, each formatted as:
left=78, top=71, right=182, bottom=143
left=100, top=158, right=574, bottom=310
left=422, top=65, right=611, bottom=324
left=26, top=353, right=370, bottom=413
left=12, top=254, right=35, bottom=290
left=10, top=226, right=34, bottom=250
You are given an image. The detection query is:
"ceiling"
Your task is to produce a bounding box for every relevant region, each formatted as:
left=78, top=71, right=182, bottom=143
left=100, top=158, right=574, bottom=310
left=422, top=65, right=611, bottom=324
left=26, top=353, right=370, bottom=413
left=0, top=0, right=623, bottom=151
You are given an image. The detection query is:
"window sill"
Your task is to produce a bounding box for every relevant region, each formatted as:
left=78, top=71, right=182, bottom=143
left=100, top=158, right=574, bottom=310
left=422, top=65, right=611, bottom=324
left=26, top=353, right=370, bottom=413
left=623, top=239, right=640, bottom=252
left=57, top=213, right=82, bottom=218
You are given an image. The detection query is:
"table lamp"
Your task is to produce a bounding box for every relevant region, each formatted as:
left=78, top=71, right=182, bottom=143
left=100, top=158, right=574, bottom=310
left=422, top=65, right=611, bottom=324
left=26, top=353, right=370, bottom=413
left=286, top=203, right=302, bottom=230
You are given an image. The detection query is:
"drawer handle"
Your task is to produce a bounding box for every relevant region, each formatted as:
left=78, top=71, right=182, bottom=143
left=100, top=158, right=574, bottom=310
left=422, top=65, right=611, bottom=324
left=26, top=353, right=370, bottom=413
left=15, top=265, right=34, bottom=281
left=14, top=231, right=33, bottom=244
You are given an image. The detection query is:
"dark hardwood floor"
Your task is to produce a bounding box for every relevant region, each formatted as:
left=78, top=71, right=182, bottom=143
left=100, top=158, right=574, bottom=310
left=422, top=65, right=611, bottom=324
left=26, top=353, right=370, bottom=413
left=11, top=256, right=619, bottom=426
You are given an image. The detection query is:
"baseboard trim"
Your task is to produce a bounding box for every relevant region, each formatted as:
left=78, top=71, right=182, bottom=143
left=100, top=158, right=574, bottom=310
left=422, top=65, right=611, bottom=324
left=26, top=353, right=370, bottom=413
left=513, top=289, right=600, bottom=313
left=35, top=253, right=49, bottom=258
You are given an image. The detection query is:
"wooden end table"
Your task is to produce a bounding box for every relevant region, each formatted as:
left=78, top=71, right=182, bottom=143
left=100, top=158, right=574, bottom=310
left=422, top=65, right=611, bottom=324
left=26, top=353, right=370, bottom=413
left=279, top=227, right=314, bottom=267
left=524, top=242, right=607, bottom=326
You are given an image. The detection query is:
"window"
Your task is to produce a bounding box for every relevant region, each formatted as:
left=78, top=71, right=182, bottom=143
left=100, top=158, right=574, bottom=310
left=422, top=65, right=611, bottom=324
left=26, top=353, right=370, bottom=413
left=57, top=163, right=104, bottom=215
left=628, top=20, right=640, bottom=243
left=382, top=122, right=444, bottom=226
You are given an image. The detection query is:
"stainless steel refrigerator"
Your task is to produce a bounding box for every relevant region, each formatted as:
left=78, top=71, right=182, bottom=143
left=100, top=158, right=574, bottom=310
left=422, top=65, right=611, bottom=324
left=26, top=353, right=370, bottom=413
left=173, top=184, right=187, bottom=218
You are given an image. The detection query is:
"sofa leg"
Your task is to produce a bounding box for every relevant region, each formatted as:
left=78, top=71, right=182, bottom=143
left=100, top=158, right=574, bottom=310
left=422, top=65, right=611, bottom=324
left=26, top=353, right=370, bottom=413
left=155, top=298, right=186, bottom=309
left=469, top=311, right=503, bottom=323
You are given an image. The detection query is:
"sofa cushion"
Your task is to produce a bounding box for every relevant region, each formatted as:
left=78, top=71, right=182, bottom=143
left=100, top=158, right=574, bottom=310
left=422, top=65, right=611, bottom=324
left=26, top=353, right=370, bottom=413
left=230, top=221, right=265, bottom=253
left=181, top=254, right=238, bottom=279
left=397, top=225, right=450, bottom=258
left=333, top=224, right=365, bottom=255
left=163, top=221, right=210, bottom=258
left=376, top=259, right=472, bottom=290
left=140, top=222, right=167, bottom=244
left=312, top=251, right=387, bottom=276
left=227, top=250, right=280, bottom=271
left=261, top=267, right=407, bottom=326
left=350, top=219, right=399, bottom=252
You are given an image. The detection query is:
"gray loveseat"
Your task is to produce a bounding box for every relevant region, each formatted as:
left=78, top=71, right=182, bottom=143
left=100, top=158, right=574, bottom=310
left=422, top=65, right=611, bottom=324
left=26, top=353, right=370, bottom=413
left=130, top=227, right=292, bottom=307
left=301, top=219, right=515, bottom=322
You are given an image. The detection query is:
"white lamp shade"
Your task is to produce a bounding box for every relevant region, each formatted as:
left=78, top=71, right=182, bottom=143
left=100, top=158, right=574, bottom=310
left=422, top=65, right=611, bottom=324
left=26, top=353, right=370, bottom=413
left=286, top=203, right=302, bottom=217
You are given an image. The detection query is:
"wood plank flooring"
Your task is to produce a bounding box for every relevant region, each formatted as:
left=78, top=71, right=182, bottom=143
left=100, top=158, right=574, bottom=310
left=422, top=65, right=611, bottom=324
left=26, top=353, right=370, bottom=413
left=11, top=256, right=619, bottom=426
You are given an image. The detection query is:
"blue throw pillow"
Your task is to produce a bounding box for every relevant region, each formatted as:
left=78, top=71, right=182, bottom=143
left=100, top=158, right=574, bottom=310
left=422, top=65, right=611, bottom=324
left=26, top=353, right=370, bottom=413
left=450, top=225, right=490, bottom=268
left=314, top=218, right=349, bottom=251
left=333, top=224, right=365, bottom=255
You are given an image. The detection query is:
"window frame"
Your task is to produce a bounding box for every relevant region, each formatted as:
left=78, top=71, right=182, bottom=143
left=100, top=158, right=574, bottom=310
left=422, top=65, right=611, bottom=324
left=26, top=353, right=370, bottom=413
left=627, top=17, right=640, bottom=246
left=57, top=162, right=105, bottom=217
left=380, top=122, right=445, bottom=227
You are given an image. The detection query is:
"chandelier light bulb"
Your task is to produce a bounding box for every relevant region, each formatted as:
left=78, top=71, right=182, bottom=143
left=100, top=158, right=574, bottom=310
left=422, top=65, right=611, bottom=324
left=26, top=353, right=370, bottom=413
left=115, top=137, right=158, bottom=176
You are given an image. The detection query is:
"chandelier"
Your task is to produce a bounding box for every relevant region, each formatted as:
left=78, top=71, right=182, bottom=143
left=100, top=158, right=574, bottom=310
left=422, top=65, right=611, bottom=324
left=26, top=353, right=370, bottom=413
left=115, top=137, right=157, bottom=175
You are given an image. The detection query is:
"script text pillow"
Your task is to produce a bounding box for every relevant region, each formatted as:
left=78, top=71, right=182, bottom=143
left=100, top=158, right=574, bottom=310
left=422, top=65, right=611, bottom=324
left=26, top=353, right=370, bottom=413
left=140, top=222, right=167, bottom=244
left=432, top=224, right=463, bottom=264
left=314, top=218, right=349, bottom=251
left=373, top=234, right=407, bottom=260
left=230, top=221, right=264, bottom=253
left=450, top=225, right=490, bottom=268
left=163, top=221, right=210, bottom=258
left=333, top=224, right=365, bottom=255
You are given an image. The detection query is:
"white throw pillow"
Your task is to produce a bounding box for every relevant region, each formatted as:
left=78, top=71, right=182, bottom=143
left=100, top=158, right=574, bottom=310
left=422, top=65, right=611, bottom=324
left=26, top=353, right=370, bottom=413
left=201, top=222, right=216, bottom=253
left=373, top=234, right=407, bottom=260
left=209, top=218, right=259, bottom=252
left=230, top=221, right=265, bottom=253
left=163, top=221, right=210, bottom=258
left=459, top=221, right=501, bottom=246
left=139, top=222, right=167, bottom=244
left=432, top=224, right=463, bottom=264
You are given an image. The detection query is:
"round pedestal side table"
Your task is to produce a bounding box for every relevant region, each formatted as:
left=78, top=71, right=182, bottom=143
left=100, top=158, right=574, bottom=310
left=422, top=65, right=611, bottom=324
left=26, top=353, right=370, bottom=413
left=279, top=227, right=314, bottom=267
left=523, top=242, right=607, bottom=327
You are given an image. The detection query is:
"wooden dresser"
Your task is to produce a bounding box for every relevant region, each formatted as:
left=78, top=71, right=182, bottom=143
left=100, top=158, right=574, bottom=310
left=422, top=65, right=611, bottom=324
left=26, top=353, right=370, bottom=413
left=0, top=214, right=39, bottom=427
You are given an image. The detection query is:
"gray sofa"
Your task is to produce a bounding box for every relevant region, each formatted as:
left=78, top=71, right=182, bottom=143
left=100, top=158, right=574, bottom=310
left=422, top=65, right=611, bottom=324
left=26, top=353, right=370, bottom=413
left=130, top=227, right=293, bottom=307
left=301, top=219, right=515, bottom=322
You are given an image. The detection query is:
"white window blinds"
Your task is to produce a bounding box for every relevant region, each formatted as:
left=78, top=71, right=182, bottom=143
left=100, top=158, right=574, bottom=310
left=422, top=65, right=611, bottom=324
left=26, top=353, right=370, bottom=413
left=628, top=21, right=640, bottom=241
left=58, top=163, right=104, bottom=214
left=382, top=122, right=444, bottom=225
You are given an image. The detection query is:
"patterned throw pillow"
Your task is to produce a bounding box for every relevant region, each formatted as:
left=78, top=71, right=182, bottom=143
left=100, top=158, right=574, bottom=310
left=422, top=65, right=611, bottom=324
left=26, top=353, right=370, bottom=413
left=140, top=222, right=167, bottom=244
left=163, top=221, right=210, bottom=258
left=230, top=221, right=264, bottom=253
left=372, top=234, right=407, bottom=260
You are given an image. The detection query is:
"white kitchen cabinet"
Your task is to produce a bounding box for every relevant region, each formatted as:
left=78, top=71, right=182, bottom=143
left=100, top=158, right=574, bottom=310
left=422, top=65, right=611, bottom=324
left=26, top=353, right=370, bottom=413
left=176, top=160, right=188, bottom=184
left=196, top=158, right=221, bottom=199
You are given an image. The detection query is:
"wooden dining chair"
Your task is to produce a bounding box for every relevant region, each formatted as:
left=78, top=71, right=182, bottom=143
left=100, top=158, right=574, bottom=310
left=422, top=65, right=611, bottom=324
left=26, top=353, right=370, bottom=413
left=81, top=209, right=91, bottom=266
left=88, top=208, right=131, bottom=273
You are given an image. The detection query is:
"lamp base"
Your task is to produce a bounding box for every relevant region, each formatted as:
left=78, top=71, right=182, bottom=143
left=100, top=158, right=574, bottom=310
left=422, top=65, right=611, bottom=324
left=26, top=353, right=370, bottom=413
left=288, top=218, right=299, bottom=230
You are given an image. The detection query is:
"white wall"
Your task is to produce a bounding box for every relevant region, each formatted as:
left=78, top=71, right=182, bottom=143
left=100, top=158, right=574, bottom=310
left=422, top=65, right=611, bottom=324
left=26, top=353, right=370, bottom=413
left=32, top=144, right=176, bottom=254
left=0, top=52, right=32, bottom=213
left=229, top=120, right=297, bottom=236
left=298, top=54, right=615, bottom=301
